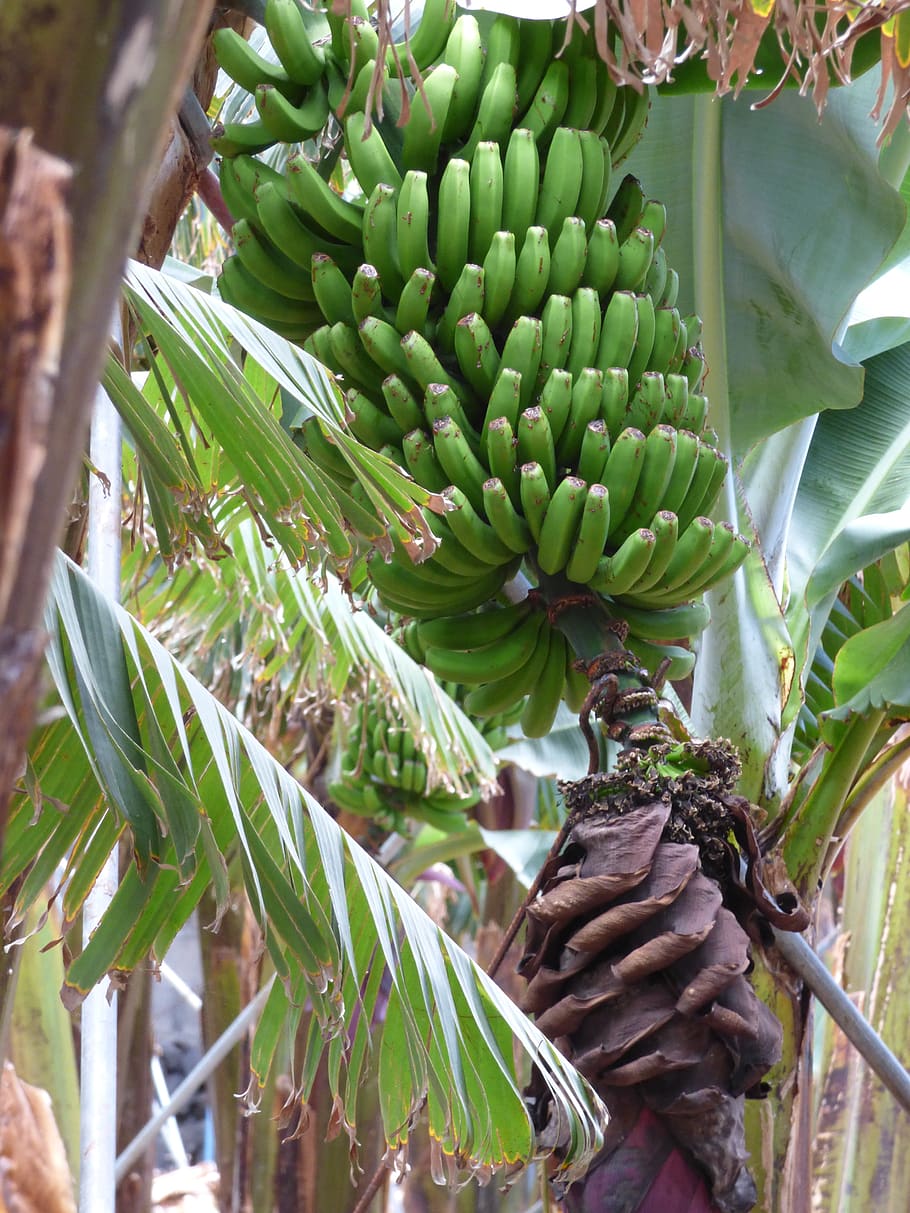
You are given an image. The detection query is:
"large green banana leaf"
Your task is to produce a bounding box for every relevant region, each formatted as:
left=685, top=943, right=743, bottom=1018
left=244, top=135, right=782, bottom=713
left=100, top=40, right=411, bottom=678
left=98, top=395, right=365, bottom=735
left=7, top=553, right=605, bottom=1182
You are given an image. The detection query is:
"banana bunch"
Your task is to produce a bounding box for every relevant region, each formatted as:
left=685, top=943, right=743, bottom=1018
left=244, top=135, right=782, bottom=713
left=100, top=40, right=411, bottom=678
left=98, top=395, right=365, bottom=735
left=327, top=678, right=518, bottom=831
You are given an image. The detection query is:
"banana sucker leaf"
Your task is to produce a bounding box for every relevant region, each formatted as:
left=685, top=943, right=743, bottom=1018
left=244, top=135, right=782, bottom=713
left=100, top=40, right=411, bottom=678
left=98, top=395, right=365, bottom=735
left=7, top=552, right=606, bottom=1183
left=622, top=80, right=906, bottom=798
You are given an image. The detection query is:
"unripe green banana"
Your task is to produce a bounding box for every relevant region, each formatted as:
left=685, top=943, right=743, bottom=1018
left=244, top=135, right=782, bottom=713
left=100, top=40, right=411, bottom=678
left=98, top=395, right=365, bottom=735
left=422, top=383, right=479, bottom=448
left=537, top=293, right=573, bottom=388
left=311, top=253, right=355, bottom=325
left=401, top=329, right=464, bottom=398
left=391, top=0, right=458, bottom=75
left=626, top=294, right=656, bottom=389
left=469, top=141, right=505, bottom=265
left=506, top=226, right=550, bottom=323
left=344, top=111, right=403, bottom=197
left=588, top=63, right=619, bottom=138
left=575, top=129, right=610, bottom=231
left=611, top=85, right=651, bottom=165
left=502, top=127, right=540, bottom=240
left=578, top=420, right=611, bottom=485
left=220, top=154, right=283, bottom=226
left=625, top=369, right=665, bottom=435
left=254, top=179, right=358, bottom=275
left=395, top=267, right=435, bottom=335
left=599, top=425, right=647, bottom=535
left=678, top=390, right=709, bottom=435
left=515, top=16, right=555, bottom=113
left=606, top=174, right=645, bottom=243
left=638, top=515, right=714, bottom=598
left=548, top=216, right=588, bottom=296
left=397, top=170, right=434, bottom=280
left=219, top=256, right=317, bottom=332
left=583, top=218, right=620, bottom=295
left=423, top=609, right=545, bottom=686
left=639, top=198, right=667, bottom=247
left=652, top=523, right=749, bottom=604
left=480, top=13, right=521, bottom=89
left=519, top=57, right=570, bottom=146
left=329, top=321, right=383, bottom=392
left=555, top=366, right=604, bottom=465
left=432, top=419, right=489, bottom=513
left=422, top=507, right=489, bottom=575
left=233, top=219, right=315, bottom=301
left=630, top=508, right=679, bottom=592
left=517, top=406, right=557, bottom=490
left=462, top=613, right=553, bottom=717
left=482, top=231, right=517, bottom=330
left=682, top=347, right=706, bottom=391
left=287, top=151, right=364, bottom=245
left=454, top=312, right=500, bottom=401
left=361, top=183, right=404, bottom=298
left=358, top=314, right=411, bottom=380
left=589, top=526, right=656, bottom=596
left=482, top=477, right=533, bottom=554
left=612, top=423, right=678, bottom=539
left=211, top=119, right=276, bottom=159
left=596, top=290, right=639, bottom=373
left=435, top=158, right=472, bottom=292
left=481, top=368, right=523, bottom=455
left=441, top=14, right=485, bottom=142
left=562, top=55, right=599, bottom=131
left=500, top=316, right=543, bottom=411
left=401, top=63, right=458, bottom=174
left=437, top=262, right=485, bottom=354
left=264, top=0, right=327, bottom=86
left=441, top=485, right=519, bottom=567
left=538, top=368, right=574, bottom=451
left=567, top=287, right=602, bottom=380
left=519, top=461, right=552, bottom=543
left=614, top=225, right=655, bottom=292
left=345, top=387, right=403, bottom=449
left=648, top=307, right=682, bottom=377
left=662, top=267, right=680, bottom=310
left=520, top=627, right=569, bottom=738
left=563, top=651, right=590, bottom=712
left=402, top=428, right=448, bottom=492
left=536, top=475, right=588, bottom=576
left=565, top=482, right=611, bottom=584
left=416, top=597, right=533, bottom=651
left=625, top=637, right=695, bottom=683
left=621, top=599, right=711, bottom=642
left=659, top=427, right=700, bottom=516
left=457, top=60, right=518, bottom=160
left=213, top=26, right=303, bottom=99
left=536, top=127, right=584, bottom=235
left=600, top=367, right=631, bottom=440
left=645, top=245, right=668, bottom=308
left=351, top=263, right=384, bottom=321
left=676, top=444, right=728, bottom=533
left=486, top=417, right=521, bottom=506
left=298, top=416, right=355, bottom=484
left=255, top=80, right=329, bottom=144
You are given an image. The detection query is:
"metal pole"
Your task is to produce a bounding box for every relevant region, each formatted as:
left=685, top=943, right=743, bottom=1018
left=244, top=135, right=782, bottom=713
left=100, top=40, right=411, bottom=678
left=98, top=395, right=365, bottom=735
left=80, top=339, right=123, bottom=1213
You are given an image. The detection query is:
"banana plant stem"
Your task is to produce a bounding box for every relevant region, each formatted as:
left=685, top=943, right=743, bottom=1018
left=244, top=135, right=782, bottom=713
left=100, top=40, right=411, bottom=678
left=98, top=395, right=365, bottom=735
left=773, top=927, right=910, bottom=1114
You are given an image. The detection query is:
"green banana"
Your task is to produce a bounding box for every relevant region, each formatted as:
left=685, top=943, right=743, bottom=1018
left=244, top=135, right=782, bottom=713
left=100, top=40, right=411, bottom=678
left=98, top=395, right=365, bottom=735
left=565, top=482, right=611, bottom=584
left=482, top=477, right=533, bottom=554
left=358, top=314, right=413, bottom=380
left=233, top=219, right=315, bottom=301
left=416, top=597, right=533, bottom=650
left=402, top=428, right=448, bottom=492
left=648, top=307, right=682, bottom=377
left=612, top=423, right=678, bottom=538
left=441, top=485, right=518, bottom=567
left=351, top=263, right=383, bottom=321
left=219, top=256, right=316, bottom=330
left=432, top=419, right=489, bottom=513
left=361, top=183, right=404, bottom=299
left=536, top=475, right=588, bottom=576
left=457, top=60, right=518, bottom=160
left=588, top=527, right=656, bottom=596
left=645, top=244, right=668, bottom=305
left=596, top=289, right=639, bottom=372
left=521, top=627, right=568, bottom=738
left=561, top=55, right=599, bottom=130
left=625, top=370, right=665, bottom=435
left=462, top=614, right=553, bottom=717
left=676, top=444, right=728, bottom=533
left=506, top=225, right=550, bottom=323
left=401, top=63, right=458, bottom=174
left=567, top=286, right=603, bottom=380
left=588, top=62, right=619, bottom=137
left=482, top=231, right=517, bottom=330
left=297, top=416, right=354, bottom=484
left=213, top=26, right=304, bottom=99
left=654, top=523, right=748, bottom=604
left=210, top=119, right=276, bottom=159
left=576, top=129, right=610, bottom=232
left=600, top=366, right=631, bottom=439
left=437, top=262, right=485, bottom=354
left=630, top=508, right=679, bottom=592
left=469, top=141, right=505, bottom=264
left=578, top=420, right=611, bottom=484
left=639, top=516, right=714, bottom=597
left=639, top=198, right=667, bottom=247
left=454, top=312, right=501, bottom=401
left=220, top=154, right=283, bottom=226
left=555, top=366, right=604, bottom=465
left=682, top=347, right=706, bottom=391
left=435, top=158, right=472, bottom=292
left=538, top=368, right=574, bottom=451
left=422, top=508, right=491, bottom=576
left=264, top=0, right=327, bottom=86
left=536, top=127, right=584, bottom=235
left=422, top=383, right=478, bottom=446
left=344, top=110, right=403, bottom=196
left=659, top=427, right=700, bottom=516
left=311, top=253, right=355, bottom=325
left=610, top=84, right=651, bottom=164
left=500, top=316, right=543, bottom=410
left=519, top=460, right=552, bottom=543
left=367, top=551, right=509, bottom=618
left=502, top=127, right=541, bottom=240
left=599, top=425, right=647, bottom=535
left=255, top=80, right=329, bottom=143
left=441, top=14, right=485, bottom=142
left=481, top=368, right=523, bottom=455
left=537, top=293, right=573, bottom=387
left=397, top=170, right=434, bottom=279
left=563, top=651, right=590, bottom=712
left=516, top=17, right=554, bottom=112
left=256, top=180, right=357, bottom=274
left=606, top=174, right=645, bottom=243
left=329, top=321, right=383, bottom=392
left=401, top=329, right=464, bottom=398
left=679, top=390, right=709, bottom=435
left=395, top=267, right=435, bottom=335
left=287, top=152, right=364, bottom=244
left=548, top=216, right=588, bottom=296
left=625, top=637, right=695, bottom=683
left=344, top=16, right=380, bottom=77
left=520, top=57, right=570, bottom=146
left=345, top=387, right=403, bottom=449
left=661, top=267, right=680, bottom=309
left=391, top=0, right=457, bottom=74
left=382, top=375, right=424, bottom=435
left=486, top=417, right=521, bottom=506
left=621, top=599, right=711, bottom=642
left=626, top=295, right=656, bottom=389
left=479, top=13, right=521, bottom=89
left=517, top=406, right=557, bottom=490
left=583, top=218, right=620, bottom=295
left=614, top=226, right=655, bottom=291
left=423, top=610, right=545, bottom=686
